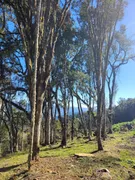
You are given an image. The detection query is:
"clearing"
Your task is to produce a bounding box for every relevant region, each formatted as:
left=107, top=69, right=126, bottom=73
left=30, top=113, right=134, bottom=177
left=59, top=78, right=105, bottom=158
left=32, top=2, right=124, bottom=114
left=0, top=131, right=135, bottom=180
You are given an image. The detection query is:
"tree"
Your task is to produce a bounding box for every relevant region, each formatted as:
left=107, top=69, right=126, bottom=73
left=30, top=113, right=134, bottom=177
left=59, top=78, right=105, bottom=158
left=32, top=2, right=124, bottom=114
left=0, top=4, right=28, bottom=119
left=84, top=0, right=126, bottom=150
left=0, top=98, right=28, bottom=154
left=107, top=25, right=135, bottom=133
left=113, top=98, right=135, bottom=124
left=1, top=0, right=73, bottom=167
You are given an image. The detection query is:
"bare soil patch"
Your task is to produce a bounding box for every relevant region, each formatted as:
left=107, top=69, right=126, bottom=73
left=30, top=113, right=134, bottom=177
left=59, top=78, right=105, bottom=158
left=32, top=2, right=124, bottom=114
left=24, top=157, right=81, bottom=180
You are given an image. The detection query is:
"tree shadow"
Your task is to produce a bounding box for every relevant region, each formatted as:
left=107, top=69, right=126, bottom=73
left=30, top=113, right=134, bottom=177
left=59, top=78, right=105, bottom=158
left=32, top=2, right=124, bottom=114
left=40, top=145, right=62, bottom=152
left=9, top=170, right=28, bottom=180
left=84, top=139, right=94, bottom=143
left=91, top=150, right=99, bottom=154
left=0, top=162, right=27, bottom=172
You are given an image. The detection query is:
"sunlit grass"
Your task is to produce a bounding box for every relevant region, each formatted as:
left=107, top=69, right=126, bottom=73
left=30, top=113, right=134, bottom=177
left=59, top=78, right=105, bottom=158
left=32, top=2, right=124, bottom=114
left=0, top=129, right=135, bottom=180
left=40, top=138, right=97, bottom=158
left=0, top=152, right=27, bottom=180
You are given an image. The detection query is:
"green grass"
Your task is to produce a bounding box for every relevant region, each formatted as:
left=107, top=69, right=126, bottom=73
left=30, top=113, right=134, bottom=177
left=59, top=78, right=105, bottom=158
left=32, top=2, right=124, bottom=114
left=0, top=129, right=135, bottom=180
left=0, top=152, right=27, bottom=180
left=40, top=138, right=97, bottom=158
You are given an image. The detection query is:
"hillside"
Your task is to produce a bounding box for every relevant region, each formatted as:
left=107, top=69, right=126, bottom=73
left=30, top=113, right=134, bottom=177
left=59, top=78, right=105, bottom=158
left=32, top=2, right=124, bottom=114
left=0, top=128, right=135, bottom=180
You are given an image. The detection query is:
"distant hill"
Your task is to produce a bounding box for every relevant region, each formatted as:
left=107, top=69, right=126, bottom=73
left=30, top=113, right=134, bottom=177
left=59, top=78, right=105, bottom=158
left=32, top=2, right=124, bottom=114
left=56, top=107, right=88, bottom=119
left=69, top=107, right=88, bottom=115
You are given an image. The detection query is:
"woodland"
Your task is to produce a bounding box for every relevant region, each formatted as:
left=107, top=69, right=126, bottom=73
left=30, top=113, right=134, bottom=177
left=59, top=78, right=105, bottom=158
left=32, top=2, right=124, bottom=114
left=0, top=0, right=135, bottom=180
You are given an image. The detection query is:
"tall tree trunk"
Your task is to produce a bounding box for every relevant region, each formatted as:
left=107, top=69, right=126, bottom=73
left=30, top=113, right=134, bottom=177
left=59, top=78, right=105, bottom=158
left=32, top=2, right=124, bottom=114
left=108, top=96, right=113, bottom=134
left=51, top=102, right=56, bottom=144
left=3, top=118, right=13, bottom=153
left=87, top=91, right=92, bottom=141
left=88, top=107, right=92, bottom=141
left=101, top=93, right=107, bottom=140
left=52, top=103, right=57, bottom=144
left=71, top=94, right=74, bottom=141
left=32, top=97, right=44, bottom=160
left=21, top=120, right=24, bottom=151
left=61, top=92, right=67, bottom=147
left=9, top=132, right=13, bottom=153
left=13, top=130, right=18, bottom=152
left=44, top=101, right=51, bottom=146
left=108, top=73, right=116, bottom=134
left=96, top=95, right=103, bottom=151
left=108, top=112, right=113, bottom=134
left=77, top=98, right=87, bottom=136
left=67, top=96, right=70, bottom=132
left=28, top=0, right=41, bottom=168
left=55, top=89, right=64, bottom=146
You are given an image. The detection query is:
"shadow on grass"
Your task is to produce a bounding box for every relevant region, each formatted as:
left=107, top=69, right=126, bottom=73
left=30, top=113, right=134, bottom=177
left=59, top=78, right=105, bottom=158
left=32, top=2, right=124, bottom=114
left=78, top=154, right=122, bottom=167
left=40, top=145, right=61, bottom=152
left=40, top=144, right=72, bottom=152
left=0, top=162, right=27, bottom=172
left=9, top=170, right=28, bottom=180
left=84, top=139, right=94, bottom=143
left=91, top=150, right=99, bottom=154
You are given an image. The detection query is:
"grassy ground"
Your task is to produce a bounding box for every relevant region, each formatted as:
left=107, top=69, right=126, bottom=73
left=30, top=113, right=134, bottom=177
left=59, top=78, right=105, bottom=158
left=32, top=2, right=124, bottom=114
left=0, top=130, right=135, bottom=180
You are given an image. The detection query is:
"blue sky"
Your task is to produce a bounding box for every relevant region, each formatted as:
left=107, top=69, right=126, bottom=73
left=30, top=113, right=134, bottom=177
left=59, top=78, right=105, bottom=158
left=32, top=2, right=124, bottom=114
left=7, top=0, right=135, bottom=107
left=114, top=0, right=135, bottom=104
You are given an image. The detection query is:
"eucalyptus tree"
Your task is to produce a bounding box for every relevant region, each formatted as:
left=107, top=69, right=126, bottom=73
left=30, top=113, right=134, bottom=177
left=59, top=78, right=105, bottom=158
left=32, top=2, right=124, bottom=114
left=0, top=98, right=28, bottom=153
left=1, top=0, right=73, bottom=165
left=0, top=3, right=28, bottom=117
left=107, top=25, right=135, bottom=133
left=83, top=0, right=126, bottom=150
left=52, top=21, right=76, bottom=146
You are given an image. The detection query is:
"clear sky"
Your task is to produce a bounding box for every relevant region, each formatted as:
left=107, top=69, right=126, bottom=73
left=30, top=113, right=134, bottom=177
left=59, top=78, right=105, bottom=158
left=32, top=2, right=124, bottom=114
left=114, top=0, right=135, bottom=104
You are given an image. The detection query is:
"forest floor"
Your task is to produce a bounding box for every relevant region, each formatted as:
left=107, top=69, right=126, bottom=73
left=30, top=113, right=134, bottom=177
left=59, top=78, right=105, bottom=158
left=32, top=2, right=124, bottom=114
left=0, top=130, right=135, bottom=180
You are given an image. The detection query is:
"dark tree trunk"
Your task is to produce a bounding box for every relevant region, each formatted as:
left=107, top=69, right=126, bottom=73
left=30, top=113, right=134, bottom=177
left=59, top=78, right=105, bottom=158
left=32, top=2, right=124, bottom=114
left=21, top=120, right=24, bottom=151
left=55, top=89, right=64, bottom=147
left=9, top=132, right=13, bottom=153
left=13, top=130, right=18, bottom=152
left=50, top=102, right=54, bottom=144
left=108, top=110, right=113, bottom=134
left=96, top=97, right=103, bottom=151
left=61, top=91, right=67, bottom=147
left=88, top=108, right=92, bottom=141
left=61, top=125, right=67, bottom=147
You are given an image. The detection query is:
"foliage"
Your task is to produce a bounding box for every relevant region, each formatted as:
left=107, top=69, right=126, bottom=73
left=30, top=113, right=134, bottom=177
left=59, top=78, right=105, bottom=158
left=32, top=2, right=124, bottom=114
left=113, top=119, right=135, bottom=132
left=113, top=98, right=135, bottom=124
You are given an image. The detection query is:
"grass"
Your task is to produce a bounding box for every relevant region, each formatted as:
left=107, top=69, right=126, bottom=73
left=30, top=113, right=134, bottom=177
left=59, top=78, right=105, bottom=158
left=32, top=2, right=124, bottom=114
left=0, top=152, right=27, bottom=179
left=40, top=138, right=97, bottom=158
left=0, top=129, right=135, bottom=179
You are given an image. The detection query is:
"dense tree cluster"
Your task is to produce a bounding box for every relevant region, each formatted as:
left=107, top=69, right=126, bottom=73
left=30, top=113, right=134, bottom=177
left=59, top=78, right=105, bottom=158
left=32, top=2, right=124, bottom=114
left=113, top=98, right=135, bottom=124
